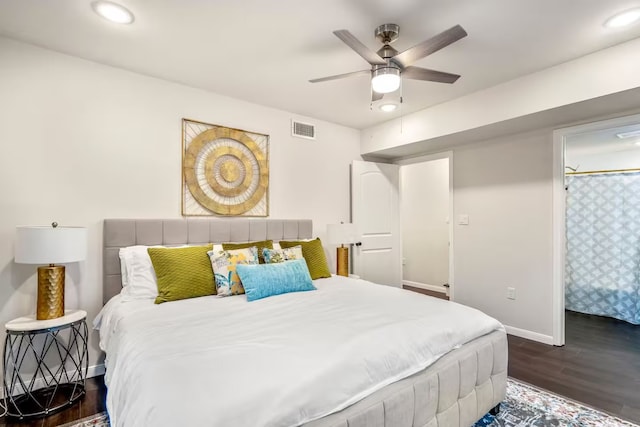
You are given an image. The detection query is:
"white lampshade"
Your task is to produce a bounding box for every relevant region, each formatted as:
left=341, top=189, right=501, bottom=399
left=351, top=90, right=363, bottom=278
left=327, top=223, right=360, bottom=245
left=371, top=67, right=400, bottom=94
left=15, top=226, right=88, bottom=264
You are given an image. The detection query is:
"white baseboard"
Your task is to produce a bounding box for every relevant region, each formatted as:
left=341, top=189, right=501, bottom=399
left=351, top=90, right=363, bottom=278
left=504, top=325, right=555, bottom=345
left=0, top=363, right=105, bottom=398
left=88, top=363, right=106, bottom=378
left=402, top=280, right=447, bottom=294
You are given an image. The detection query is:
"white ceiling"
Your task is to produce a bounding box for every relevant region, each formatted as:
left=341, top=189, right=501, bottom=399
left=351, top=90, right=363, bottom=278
left=1, top=0, right=640, bottom=129
left=566, top=123, right=640, bottom=157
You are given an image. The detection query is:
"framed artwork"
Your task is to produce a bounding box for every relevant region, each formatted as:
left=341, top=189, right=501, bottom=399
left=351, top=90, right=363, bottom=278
left=182, top=118, right=269, bottom=216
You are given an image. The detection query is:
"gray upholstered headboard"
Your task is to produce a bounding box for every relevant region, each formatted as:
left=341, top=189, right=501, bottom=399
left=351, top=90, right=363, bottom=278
left=103, top=218, right=313, bottom=304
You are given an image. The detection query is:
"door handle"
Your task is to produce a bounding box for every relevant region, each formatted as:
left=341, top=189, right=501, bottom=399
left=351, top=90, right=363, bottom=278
left=355, top=242, right=362, bottom=247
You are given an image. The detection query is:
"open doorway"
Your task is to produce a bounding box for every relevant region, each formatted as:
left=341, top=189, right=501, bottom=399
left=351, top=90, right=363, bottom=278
left=553, top=113, right=640, bottom=346
left=397, top=152, right=453, bottom=300
left=565, top=125, right=640, bottom=326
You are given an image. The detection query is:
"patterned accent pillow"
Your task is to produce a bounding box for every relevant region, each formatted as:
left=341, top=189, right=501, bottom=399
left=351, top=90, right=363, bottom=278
left=222, top=240, right=273, bottom=264
left=262, top=246, right=304, bottom=264
left=208, top=247, right=259, bottom=296
left=279, top=238, right=331, bottom=280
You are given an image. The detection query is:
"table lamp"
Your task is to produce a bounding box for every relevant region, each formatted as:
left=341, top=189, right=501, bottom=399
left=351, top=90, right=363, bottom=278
left=15, top=223, right=88, bottom=320
left=327, top=223, right=359, bottom=277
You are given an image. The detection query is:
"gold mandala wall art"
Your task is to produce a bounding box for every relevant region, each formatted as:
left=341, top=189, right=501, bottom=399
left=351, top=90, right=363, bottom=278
left=182, top=119, right=269, bottom=216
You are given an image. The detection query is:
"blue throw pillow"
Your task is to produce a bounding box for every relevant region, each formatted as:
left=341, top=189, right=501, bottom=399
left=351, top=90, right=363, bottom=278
left=235, top=259, right=316, bottom=301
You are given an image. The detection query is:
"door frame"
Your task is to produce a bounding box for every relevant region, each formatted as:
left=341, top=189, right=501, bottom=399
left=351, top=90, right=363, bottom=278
left=552, top=112, right=640, bottom=346
left=395, top=151, right=454, bottom=300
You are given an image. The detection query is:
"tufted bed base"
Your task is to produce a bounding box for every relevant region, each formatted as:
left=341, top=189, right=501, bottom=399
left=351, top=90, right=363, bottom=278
left=304, top=330, right=507, bottom=427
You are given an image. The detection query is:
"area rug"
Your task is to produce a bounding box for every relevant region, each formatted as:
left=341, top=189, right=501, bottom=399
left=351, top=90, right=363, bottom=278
left=58, top=378, right=638, bottom=427
left=57, top=412, right=109, bottom=427
left=475, top=378, right=638, bottom=426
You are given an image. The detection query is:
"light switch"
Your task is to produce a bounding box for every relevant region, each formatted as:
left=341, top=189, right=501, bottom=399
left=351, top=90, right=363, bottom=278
left=458, top=214, right=469, bottom=225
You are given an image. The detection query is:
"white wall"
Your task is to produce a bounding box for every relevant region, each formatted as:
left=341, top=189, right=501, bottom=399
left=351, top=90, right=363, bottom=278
left=375, top=114, right=640, bottom=344
left=0, top=37, right=361, bottom=380
left=400, top=159, right=449, bottom=287
left=452, top=131, right=554, bottom=340
left=567, top=147, right=640, bottom=171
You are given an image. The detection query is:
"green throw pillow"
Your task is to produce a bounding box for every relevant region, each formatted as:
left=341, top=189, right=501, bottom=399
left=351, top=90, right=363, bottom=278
left=148, top=244, right=214, bottom=304
left=222, top=240, right=273, bottom=264
left=279, top=238, right=331, bottom=280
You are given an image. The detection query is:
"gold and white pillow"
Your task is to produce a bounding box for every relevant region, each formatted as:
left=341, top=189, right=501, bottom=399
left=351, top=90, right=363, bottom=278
left=208, top=247, right=259, bottom=296
left=262, top=246, right=304, bottom=264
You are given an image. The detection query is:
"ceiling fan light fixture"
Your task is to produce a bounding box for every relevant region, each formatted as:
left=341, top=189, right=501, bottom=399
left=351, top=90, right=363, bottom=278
left=92, top=1, right=135, bottom=24
left=371, top=66, right=400, bottom=94
left=604, top=8, right=640, bottom=28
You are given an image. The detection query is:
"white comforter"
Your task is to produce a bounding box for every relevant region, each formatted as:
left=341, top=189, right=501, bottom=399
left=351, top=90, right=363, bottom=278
left=95, top=276, right=503, bottom=427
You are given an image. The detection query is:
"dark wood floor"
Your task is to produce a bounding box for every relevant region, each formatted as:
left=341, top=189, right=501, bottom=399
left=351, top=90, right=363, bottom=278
left=403, top=284, right=450, bottom=300
left=509, top=310, right=640, bottom=423
left=0, top=377, right=106, bottom=427
left=1, top=298, right=638, bottom=426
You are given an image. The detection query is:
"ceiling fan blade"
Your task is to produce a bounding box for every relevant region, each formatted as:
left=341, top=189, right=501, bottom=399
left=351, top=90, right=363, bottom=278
left=372, top=91, right=384, bottom=102
left=309, top=69, right=370, bottom=83
left=403, top=66, right=460, bottom=84
left=393, top=25, right=467, bottom=68
left=333, top=30, right=387, bottom=66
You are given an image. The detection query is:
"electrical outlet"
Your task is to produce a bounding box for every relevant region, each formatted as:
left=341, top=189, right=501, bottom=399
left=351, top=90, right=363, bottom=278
left=507, top=287, right=516, bottom=300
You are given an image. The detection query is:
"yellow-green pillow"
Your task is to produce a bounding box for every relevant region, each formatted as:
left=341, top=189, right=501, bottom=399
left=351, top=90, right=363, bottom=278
left=279, top=238, right=331, bottom=280
left=148, top=244, right=214, bottom=304
left=222, top=240, right=273, bottom=264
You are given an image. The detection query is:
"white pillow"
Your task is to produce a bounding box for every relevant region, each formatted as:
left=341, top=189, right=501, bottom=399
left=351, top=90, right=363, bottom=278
left=119, top=244, right=217, bottom=300
left=118, top=249, right=130, bottom=288
left=119, top=245, right=161, bottom=300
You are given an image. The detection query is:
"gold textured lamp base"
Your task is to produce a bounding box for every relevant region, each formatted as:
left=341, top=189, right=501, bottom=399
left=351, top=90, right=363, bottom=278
left=37, top=265, right=65, bottom=320
left=336, top=246, right=349, bottom=277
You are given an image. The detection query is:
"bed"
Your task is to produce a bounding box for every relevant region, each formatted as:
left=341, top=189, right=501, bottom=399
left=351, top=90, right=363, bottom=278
left=99, top=218, right=507, bottom=427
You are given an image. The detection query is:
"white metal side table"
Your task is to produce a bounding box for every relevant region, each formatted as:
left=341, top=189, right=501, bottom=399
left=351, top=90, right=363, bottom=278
left=2, top=309, right=89, bottom=419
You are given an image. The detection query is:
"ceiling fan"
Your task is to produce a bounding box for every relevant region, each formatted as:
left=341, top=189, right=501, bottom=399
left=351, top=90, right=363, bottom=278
left=310, top=23, right=467, bottom=102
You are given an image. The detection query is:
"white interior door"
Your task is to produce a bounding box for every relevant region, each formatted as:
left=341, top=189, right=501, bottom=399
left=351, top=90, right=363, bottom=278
left=351, top=160, right=401, bottom=287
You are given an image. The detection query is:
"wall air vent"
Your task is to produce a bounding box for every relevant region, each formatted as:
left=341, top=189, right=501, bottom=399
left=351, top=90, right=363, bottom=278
left=291, top=120, right=316, bottom=140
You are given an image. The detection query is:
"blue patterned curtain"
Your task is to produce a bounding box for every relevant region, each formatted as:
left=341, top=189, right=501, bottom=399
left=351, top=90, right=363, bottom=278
left=565, top=172, right=640, bottom=324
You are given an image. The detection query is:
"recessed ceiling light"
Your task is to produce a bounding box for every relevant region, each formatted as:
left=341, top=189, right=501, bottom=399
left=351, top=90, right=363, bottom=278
left=92, top=1, right=135, bottom=24
left=604, top=9, right=640, bottom=29
left=379, top=103, right=398, bottom=112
